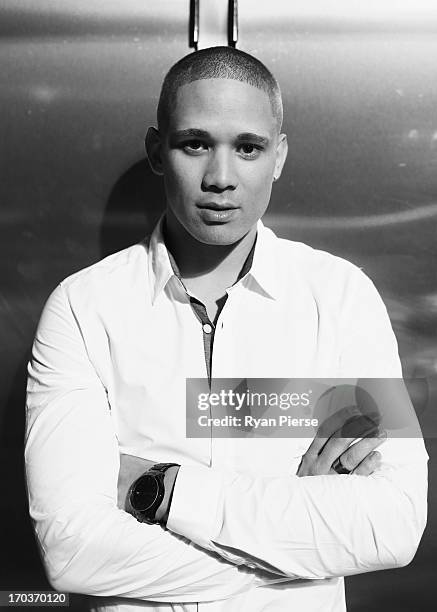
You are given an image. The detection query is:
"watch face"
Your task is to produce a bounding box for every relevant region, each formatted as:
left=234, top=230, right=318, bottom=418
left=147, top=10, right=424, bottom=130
left=131, top=474, right=159, bottom=512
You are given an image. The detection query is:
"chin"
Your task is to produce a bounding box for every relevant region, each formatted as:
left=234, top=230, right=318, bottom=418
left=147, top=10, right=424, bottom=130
left=191, top=223, right=248, bottom=246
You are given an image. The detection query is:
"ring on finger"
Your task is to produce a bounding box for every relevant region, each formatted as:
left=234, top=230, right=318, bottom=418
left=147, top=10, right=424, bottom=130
left=332, top=456, right=352, bottom=475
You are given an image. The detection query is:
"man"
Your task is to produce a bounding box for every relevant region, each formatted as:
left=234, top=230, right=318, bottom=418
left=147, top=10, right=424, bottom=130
left=25, top=47, right=428, bottom=611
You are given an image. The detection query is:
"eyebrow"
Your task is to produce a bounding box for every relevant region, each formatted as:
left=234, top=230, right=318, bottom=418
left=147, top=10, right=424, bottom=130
left=170, top=129, right=210, bottom=141
left=169, top=129, right=270, bottom=146
left=236, top=132, right=270, bottom=146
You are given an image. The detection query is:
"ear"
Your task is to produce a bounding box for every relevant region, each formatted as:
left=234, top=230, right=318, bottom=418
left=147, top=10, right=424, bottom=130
left=145, top=127, right=164, bottom=176
left=273, top=133, right=288, bottom=182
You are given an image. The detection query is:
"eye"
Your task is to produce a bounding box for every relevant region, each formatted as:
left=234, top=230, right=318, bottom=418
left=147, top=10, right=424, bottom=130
left=182, top=140, right=208, bottom=154
left=237, top=143, right=263, bottom=159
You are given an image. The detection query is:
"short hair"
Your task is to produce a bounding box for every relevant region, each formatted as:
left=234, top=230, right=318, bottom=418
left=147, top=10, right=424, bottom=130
left=157, top=46, right=283, bottom=133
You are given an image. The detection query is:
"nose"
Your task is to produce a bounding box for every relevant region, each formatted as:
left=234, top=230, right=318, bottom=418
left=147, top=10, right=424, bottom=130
left=201, top=147, right=237, bottom=192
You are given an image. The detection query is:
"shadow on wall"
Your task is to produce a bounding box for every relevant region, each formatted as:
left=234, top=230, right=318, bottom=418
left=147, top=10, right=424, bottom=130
left=100, top=159, right=166, bottom=258
left=0, top=160, right=165, bottom=609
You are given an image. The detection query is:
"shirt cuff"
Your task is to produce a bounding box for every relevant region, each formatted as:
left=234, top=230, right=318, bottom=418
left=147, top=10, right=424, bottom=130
left=167, top=465, right=224, bottom=546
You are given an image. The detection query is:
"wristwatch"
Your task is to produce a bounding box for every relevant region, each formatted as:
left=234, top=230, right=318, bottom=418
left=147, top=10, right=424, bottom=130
left=128, top=462, right=179, bottom=525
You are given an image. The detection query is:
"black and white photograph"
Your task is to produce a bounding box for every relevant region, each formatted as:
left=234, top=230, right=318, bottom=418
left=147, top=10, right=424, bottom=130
left=1, top=1, right=436, bottom=611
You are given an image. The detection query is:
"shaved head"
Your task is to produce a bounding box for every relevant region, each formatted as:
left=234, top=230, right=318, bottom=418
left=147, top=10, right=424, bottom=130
left=157, top=46, right=283, bottom=134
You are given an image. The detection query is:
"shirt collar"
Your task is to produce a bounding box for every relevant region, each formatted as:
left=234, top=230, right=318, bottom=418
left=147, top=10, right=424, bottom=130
left=147, top=214, right=175, bottom=304
left=147, top=213, right=280, bottom=304
left=247, top=218, right=281, bottom=300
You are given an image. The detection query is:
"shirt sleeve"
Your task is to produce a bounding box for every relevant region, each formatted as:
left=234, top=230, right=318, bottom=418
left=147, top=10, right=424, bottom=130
left=167, top=266, right=428, bottom=579
left=24, top=283, right=267, bottom=602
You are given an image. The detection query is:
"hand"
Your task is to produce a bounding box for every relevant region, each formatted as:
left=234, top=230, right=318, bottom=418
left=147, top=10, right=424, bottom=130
left=297, top=405, right=386, bottom=477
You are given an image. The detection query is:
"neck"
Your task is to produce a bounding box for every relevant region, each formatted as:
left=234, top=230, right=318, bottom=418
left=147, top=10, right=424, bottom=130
left=163, top=209, right=257, bottom=283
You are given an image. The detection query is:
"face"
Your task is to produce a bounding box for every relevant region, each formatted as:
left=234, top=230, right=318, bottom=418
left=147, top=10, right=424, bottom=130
left=149, top=78, right=287, bottom=245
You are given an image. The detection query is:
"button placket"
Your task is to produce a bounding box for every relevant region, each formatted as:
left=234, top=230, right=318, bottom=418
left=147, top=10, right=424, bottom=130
left=208, top=292, right=238, bottom=470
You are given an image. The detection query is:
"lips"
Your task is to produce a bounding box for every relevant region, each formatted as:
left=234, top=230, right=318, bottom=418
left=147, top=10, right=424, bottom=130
left=196, top=201, right=240, bottom=223
left=197, top=202, right=239, bottom=211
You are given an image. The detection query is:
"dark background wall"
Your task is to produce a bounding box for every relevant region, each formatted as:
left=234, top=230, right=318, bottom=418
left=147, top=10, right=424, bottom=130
left=0, top=1, right=436, bottom=610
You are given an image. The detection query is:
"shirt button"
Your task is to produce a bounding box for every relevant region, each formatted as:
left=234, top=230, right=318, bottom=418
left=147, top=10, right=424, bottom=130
left=203, top=323, right=213, bottom=334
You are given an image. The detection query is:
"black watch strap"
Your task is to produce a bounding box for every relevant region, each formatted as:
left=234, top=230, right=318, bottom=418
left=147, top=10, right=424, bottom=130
left=150, top=462, right=180, bottom=473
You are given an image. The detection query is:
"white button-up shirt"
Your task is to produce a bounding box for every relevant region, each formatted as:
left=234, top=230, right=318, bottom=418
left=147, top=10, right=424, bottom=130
left=25, top=216, right=428, bottom=612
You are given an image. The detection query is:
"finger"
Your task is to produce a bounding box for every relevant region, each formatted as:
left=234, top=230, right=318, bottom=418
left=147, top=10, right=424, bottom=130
left=316, top=435, right=356, bottom=474
left=304, top=416, right=379, bottom=475
left=317, top=416, right=381, bottom=474
left=305, top=404, right=361, bottom=458
left=351, top=450, right=382, bottom=476
left=339, top=430, right=386, bottom=472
